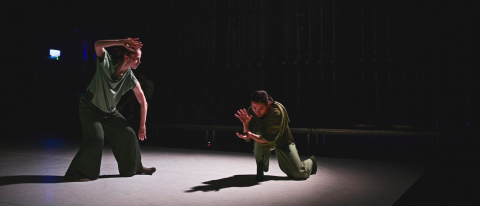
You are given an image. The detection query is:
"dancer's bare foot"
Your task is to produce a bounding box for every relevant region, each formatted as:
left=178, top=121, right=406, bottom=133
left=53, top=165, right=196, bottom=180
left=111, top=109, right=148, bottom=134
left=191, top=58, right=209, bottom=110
left=136, top=166, right=156, bottom=175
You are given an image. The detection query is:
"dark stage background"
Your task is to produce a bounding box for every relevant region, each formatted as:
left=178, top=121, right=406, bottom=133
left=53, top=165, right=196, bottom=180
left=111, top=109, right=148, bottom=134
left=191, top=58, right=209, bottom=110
left=8, top=0, right=479, bottom=160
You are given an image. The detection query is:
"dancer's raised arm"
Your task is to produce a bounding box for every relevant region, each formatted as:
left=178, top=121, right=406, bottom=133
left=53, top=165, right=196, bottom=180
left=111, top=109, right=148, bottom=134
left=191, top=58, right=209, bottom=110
left=94, top=38, right=143, bottom=58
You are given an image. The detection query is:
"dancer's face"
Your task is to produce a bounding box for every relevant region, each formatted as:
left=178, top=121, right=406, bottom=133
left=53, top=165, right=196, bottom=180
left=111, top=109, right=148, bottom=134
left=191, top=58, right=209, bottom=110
left=251, top=101, right=268, bottom=117
left=125, top=50, right=142, bottom=69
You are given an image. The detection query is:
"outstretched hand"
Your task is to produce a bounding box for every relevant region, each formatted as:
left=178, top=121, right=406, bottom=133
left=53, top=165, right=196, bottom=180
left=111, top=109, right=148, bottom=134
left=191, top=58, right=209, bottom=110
left=235, top=108, right=252, bottom=124
left=124, top=38, right=143, bottom=51
left=236, top=132, right=248, bottom=140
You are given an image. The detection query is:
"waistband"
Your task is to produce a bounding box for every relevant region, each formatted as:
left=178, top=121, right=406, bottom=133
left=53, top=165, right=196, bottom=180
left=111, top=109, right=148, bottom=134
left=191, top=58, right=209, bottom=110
left=82, top=90, right=114, bottom=115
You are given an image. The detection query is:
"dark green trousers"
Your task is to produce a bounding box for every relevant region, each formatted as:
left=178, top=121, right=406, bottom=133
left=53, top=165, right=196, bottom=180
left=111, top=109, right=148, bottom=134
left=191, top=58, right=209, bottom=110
left=254, top=141, right=313, bottom=179
left=65, top=94, right=143, bottom=180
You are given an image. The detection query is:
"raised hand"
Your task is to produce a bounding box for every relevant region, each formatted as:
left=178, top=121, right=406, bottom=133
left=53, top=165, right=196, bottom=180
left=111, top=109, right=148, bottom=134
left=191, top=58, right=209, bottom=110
left=124, top=38, right=143, bottom=51
left=235, top=108, right=252, bottom=124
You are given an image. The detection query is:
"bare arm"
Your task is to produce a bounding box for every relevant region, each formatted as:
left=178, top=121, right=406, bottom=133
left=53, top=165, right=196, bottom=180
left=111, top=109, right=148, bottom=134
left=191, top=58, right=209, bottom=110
left=246, top=132, right=267, bottom=144
left=132, top=83, right=148, bottom=141
left=94, top=38, right=143, bottom=58
left=242, top=121, right=249, bottom=136
left=235, top=130, right=267, bottom=144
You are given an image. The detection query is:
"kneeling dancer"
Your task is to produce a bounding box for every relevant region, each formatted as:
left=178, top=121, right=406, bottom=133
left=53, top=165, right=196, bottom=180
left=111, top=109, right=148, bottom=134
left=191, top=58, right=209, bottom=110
left=235, top=90, right=317, bottom=181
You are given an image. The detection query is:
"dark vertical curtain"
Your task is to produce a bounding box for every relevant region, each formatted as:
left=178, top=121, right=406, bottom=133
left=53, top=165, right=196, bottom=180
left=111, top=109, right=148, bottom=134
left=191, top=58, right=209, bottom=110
left=59, top=0, right=477, bottom=130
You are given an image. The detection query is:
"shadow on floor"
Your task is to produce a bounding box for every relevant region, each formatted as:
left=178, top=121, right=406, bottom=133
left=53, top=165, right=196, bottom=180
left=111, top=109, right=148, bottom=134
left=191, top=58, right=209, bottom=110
left=98, top=174, right=123, bottom=179
left=0, top=174, right=134, bottom=186
left=0, top=175, right=66, bottom=186
left=185, top=174, right=301, bottom=192
left=99, top=174, right=152, bottom=178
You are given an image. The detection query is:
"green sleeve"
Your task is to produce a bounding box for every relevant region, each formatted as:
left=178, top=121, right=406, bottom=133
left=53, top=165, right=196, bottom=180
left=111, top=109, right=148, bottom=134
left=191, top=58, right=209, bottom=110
left=129, top=70, right=139, bottom=90
left=246, top=107, right=283, bottom=149
left=96, top=50, right=111, bottom=69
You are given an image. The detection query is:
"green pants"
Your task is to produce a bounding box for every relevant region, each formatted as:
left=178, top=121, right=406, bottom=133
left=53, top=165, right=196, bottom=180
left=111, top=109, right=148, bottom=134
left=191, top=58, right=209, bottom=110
left=65, top=94, right=143, bottom=180
left=254, top=141, right=313, bottom=179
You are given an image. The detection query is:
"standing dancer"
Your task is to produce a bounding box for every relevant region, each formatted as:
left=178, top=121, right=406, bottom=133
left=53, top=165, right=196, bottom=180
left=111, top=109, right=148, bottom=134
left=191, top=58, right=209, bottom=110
left=235, top=90, right=317, bottom=181
left=65, top=38, right=156, bottom=181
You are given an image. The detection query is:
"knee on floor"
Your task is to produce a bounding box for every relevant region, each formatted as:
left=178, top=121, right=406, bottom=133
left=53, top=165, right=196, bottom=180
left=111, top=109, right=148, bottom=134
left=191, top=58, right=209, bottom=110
left=287, top=172, right=309, bottom=180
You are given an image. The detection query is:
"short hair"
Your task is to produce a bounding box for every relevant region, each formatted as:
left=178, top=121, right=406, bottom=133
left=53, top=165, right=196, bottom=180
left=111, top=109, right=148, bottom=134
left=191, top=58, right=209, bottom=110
left=250, top=90, right=270, bottom=105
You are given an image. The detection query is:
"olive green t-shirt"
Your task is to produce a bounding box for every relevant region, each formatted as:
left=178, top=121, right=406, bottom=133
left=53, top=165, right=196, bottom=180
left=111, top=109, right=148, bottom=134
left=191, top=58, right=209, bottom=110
left=86, top=50, right=139, bottom=113
left=247, top=101, right=294, bottom=150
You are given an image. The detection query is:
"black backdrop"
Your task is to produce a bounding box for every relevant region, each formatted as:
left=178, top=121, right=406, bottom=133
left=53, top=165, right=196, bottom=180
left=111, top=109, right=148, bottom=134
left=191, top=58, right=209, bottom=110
left=9, top=0, right=479, bottom=137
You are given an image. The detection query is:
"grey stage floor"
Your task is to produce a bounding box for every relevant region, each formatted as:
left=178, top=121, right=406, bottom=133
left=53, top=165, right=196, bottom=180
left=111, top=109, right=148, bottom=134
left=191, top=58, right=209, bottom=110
left=0, top=139, right=426, bottom=206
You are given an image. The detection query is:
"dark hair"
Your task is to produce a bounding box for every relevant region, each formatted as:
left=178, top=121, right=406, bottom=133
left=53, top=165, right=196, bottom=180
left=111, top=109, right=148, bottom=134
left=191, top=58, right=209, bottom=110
left=110, top=46, right=140, bottom=68
left=114, top=46, right=139, bottom=59
left=250, top=90, right=272, bottom=106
